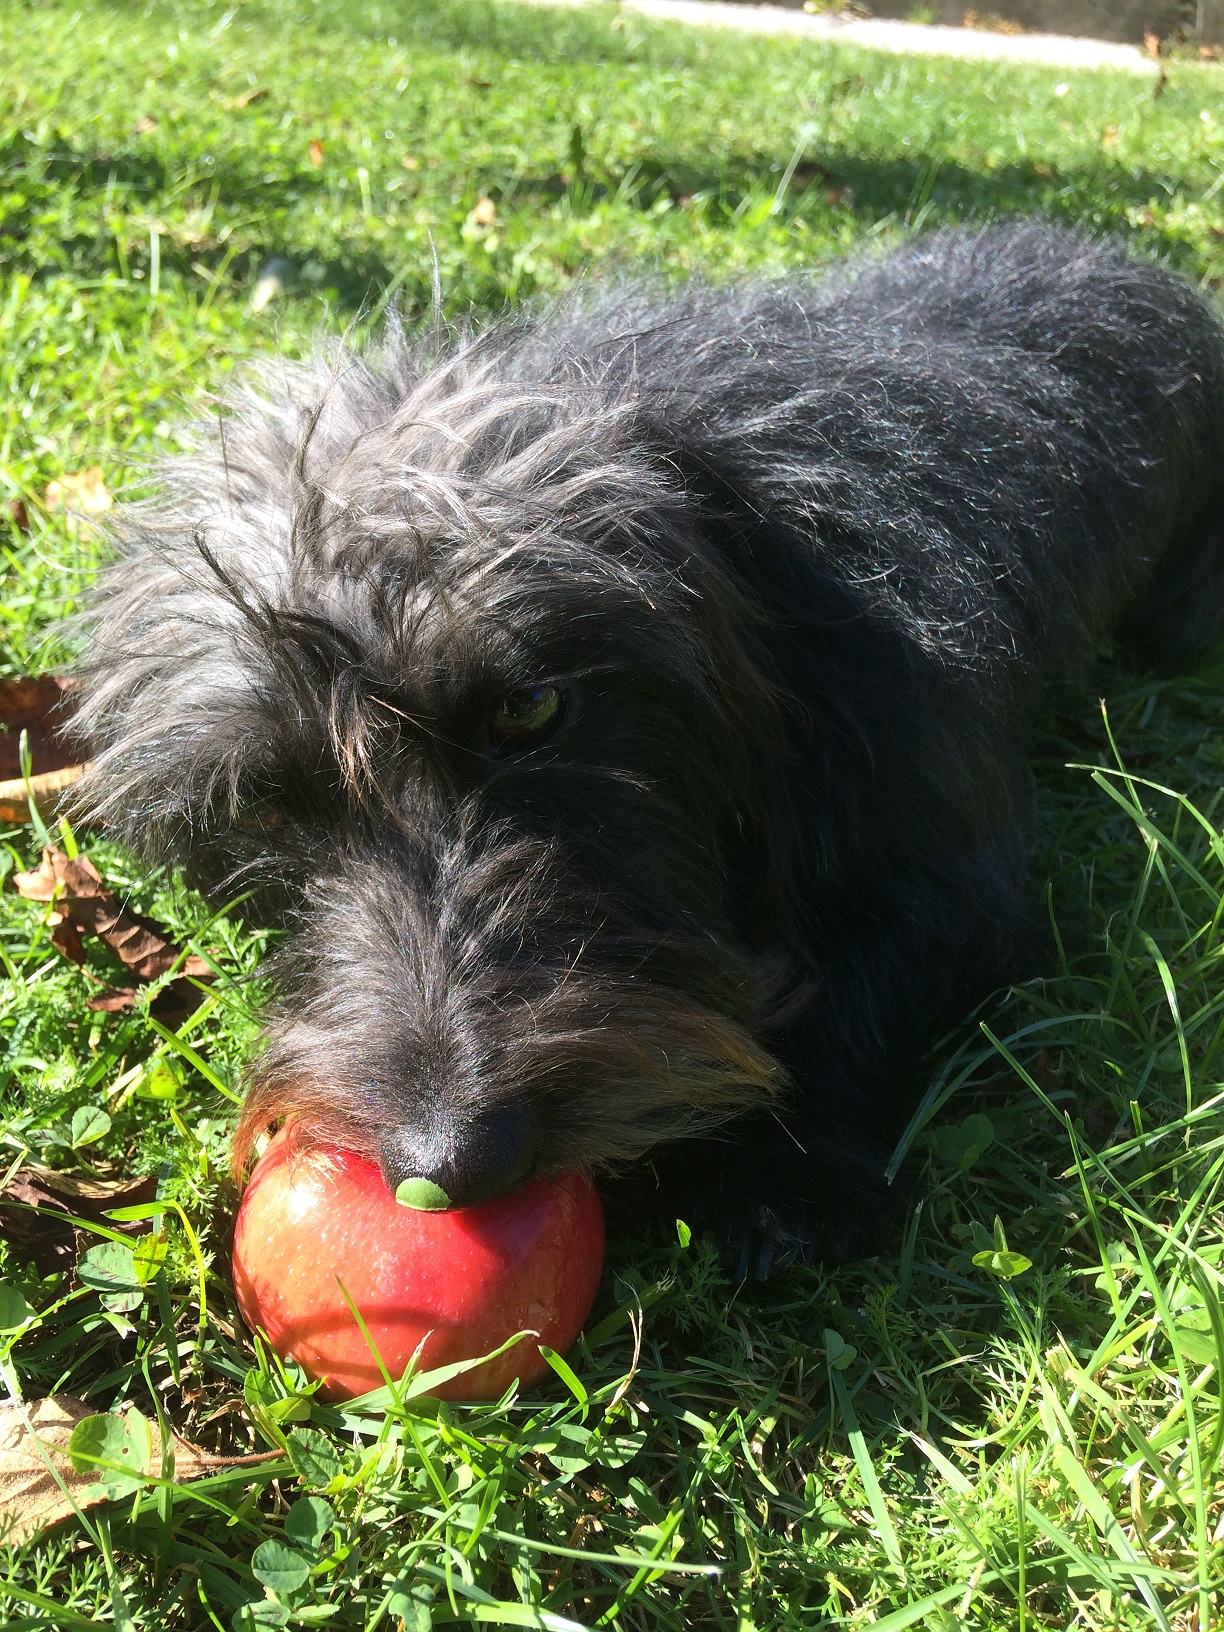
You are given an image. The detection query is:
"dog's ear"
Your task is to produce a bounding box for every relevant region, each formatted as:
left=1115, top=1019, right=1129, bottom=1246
left=63, top=329, right=410, bottom=862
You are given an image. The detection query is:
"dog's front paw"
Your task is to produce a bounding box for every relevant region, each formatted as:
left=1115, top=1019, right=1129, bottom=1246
left=656, top=1114, right=908, bottom=1279
left=724, top=1198, right=815, bottom=1282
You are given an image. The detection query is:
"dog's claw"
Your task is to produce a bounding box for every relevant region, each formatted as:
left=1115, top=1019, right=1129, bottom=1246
left=726, top=1202, right=810, bottom=1281
left=754, top=1234, right=775, bottom=1281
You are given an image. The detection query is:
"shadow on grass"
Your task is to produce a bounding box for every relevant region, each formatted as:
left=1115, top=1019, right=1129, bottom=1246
left=2, top=115, right=1206, bottom=314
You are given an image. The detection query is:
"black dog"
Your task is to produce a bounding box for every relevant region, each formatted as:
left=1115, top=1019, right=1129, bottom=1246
left=72, top=223, right=1224, bottom=1276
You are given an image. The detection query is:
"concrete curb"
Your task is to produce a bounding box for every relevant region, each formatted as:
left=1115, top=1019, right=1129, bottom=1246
left=517, top=0, right=1164, bottom=74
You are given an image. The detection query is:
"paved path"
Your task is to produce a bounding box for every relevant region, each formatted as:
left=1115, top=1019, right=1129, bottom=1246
left=520, top=0, right=1162, bottom=75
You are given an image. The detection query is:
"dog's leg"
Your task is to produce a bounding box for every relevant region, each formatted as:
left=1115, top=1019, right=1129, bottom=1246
left=654, top=853, right=1036, bottom=1277
left=1117, top=511, right=1224, bottom=671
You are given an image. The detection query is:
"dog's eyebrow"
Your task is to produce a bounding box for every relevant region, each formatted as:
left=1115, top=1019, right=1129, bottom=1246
left=373, top=693, right=465, bottom=745
left=363, top=691, right=469, bottom=758
left=368, top=693, right=428, bottom=729
left=364, top=691, right=510, bottom=769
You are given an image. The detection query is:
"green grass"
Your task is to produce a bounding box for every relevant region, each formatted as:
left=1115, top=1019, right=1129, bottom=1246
left=2, top=1, right=1224, bottom=1626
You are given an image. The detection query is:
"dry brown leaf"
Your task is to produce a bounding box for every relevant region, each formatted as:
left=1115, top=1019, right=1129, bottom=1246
left=85, top=986, right=142, bottom=1013
left=0, top=1396, right=278, bottom=1546
left=0, top=676, right=76, bottom=783
left=13, top=847, right=213, bottom=1019
left=0, top=1395, right=97, bottom=1544
left=6, top=498, right=29, bottom=533
left=233, top=86, right=269, bottom=108
left=44, top=467, right=111, bottom=540
left=13, top=848, right=212, bottom=982
left=50, top=916, right=88, bottom=967
left=308, top=138, right=325, bottom=168
left=0, top=1164, right=157, bottom=1277
left=134, top=115, right=159, bottom=134
left=10, top=1166, right=157, bottom=1208
left=471, top=196, right=497, bottom=226
left=0, top=674, right=85, bottom=826
left=85, top=982, right=204, bottom=1021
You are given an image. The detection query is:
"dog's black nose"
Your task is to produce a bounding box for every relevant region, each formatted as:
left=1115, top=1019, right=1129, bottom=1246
left=379, top=1104, right=539, bottom=1209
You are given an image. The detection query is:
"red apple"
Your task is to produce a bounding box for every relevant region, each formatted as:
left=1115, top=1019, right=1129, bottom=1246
left=232, top=1128, right=605, bottom=1401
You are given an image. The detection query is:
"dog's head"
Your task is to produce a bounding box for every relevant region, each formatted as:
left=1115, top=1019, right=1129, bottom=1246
left=71, top=318, right=792, bottom=1204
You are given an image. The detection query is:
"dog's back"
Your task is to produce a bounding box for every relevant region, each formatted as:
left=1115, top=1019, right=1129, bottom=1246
left=524, top=222, right=1224, bottom=678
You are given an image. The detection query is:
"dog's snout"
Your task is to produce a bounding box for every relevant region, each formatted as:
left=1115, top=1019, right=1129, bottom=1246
left=379, top=1103, right=539, bottom=1209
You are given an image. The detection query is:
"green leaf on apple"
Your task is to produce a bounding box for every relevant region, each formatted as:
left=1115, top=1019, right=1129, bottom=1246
left=394, top=1177, right=452, bottom=1211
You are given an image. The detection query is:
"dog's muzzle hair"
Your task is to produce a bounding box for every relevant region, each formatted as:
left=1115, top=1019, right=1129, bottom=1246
left=70, top=223, right=1224, bottom=1268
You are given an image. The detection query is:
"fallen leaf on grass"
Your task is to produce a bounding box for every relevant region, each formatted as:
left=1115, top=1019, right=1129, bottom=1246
left=232, top=86, right=269, bottom=108
left=134, top=115, right=159, bottom=134
left=88, top=986, right=199, bottom=1019
left=0, top=1395, right=95, bottom=1543
left=14, top=846, right=210, bottom=976
left=13, top=847, right=212, bottom=1017
left=44, top=467, right=111, bottom=540
left=0, top=674, right=85, bottom=825
left=0, top=675, right=76, bottom=782
left=0, top=1164, right=158, bottom=1278
left=85, top=985, right=143, bottom=1012
left=0, top=1396, right=279, bottom=1546
left=308, top=138, right=324, bottom=168
left=7, top=498, right=29, bottom=532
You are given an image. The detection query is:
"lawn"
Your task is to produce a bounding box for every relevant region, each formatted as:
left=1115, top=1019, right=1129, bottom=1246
left=2, top=0, right=1224, bottom=1627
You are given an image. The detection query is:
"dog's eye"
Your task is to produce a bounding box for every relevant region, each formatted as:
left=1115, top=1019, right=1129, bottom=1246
left=488, top=684, right=563, bottom=751
left=234, top=798, right=285, bottom=835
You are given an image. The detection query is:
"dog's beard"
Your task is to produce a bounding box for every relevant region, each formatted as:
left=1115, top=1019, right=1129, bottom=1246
left=229, top=829, right=784, bottom=1188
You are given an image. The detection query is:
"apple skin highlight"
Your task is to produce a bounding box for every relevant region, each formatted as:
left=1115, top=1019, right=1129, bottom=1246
left=232, top=1126, right=605, bottom=1402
